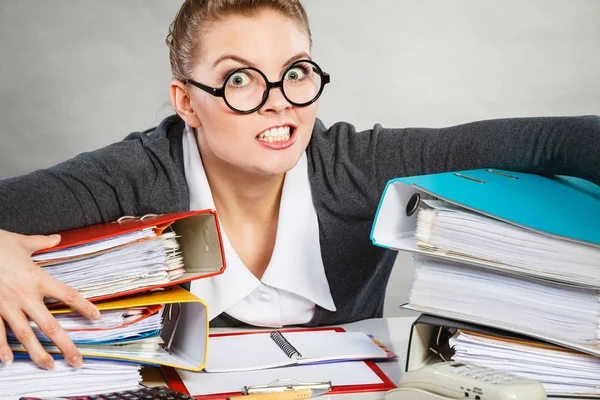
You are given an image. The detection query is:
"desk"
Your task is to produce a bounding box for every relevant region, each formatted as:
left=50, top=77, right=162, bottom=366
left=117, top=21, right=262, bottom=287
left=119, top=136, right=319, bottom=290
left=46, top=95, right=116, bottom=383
left=143, top=317, right=571, bottom=400
left=142, top=316, right=417, bottom=399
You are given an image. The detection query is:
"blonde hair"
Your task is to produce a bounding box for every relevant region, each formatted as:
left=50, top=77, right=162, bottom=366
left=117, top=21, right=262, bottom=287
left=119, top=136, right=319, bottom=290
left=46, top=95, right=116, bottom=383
left=166, top=0, right=312, bottom=81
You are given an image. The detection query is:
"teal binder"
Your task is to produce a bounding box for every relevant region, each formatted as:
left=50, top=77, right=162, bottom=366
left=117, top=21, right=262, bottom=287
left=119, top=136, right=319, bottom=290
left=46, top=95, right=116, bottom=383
left=369, top=168, right=600, bottom=286
left=371, top=168, right=600, bottom=247
left=371, top=170, right=600, bottom=377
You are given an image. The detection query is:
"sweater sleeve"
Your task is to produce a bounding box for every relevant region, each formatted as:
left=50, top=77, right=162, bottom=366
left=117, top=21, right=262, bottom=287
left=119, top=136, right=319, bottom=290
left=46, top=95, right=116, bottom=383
left=0, top=121, right=189, bottom=235
left=307, top=115, right=600, bottom=218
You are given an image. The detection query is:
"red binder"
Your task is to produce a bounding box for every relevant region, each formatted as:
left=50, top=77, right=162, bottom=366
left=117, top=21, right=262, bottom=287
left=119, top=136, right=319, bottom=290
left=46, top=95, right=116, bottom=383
left=161, top=327, right=397, bottom=399
left=34, top=209, right=226, bottom=303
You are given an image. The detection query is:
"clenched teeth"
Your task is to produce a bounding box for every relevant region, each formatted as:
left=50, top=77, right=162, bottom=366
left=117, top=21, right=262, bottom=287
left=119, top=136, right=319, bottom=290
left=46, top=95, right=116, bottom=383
left=257, top=126, right=292, bottom=142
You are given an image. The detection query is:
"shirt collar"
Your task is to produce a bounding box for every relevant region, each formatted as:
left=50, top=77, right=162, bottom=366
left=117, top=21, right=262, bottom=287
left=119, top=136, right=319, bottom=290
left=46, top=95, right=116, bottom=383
left=182, top=124, right=336, bottom=320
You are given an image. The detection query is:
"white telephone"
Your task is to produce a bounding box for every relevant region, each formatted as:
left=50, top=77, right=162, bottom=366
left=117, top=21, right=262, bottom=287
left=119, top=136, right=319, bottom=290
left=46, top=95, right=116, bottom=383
left=385, top=361, right=546, bottom=400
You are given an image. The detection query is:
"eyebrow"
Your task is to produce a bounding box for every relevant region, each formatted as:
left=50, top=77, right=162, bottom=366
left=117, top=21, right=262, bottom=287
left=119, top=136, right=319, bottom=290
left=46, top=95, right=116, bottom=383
left=212, top=52, right=312, bottom=69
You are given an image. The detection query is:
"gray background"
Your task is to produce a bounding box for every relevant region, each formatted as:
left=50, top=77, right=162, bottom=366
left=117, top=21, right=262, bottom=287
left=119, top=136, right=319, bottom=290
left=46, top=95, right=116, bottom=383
left=1, top=1, right=599, bottom=316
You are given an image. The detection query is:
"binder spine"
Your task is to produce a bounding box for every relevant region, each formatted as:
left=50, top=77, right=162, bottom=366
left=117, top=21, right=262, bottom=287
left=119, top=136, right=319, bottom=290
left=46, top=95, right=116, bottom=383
left=270, top=331, right=302, bottom=358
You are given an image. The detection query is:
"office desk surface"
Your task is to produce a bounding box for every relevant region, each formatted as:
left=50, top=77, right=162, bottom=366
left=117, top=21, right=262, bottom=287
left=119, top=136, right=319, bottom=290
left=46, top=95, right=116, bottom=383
left=143, top=316, right=571, bottom=400
left=142, top=316, right=418, bottom=399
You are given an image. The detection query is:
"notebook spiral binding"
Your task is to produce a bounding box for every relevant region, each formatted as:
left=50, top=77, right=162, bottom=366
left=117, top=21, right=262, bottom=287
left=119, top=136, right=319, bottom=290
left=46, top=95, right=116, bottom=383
left=270, top=331, right=302, bottom=358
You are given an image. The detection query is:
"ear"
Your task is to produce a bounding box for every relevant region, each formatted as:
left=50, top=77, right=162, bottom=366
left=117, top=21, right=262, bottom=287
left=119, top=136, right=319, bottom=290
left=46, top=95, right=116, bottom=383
left=170, top=80, right=202, bottom=128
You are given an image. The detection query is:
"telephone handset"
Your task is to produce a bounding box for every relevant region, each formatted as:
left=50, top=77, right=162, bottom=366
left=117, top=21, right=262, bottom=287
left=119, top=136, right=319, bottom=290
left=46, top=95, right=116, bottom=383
left=385, top=361, right=546, bottom=400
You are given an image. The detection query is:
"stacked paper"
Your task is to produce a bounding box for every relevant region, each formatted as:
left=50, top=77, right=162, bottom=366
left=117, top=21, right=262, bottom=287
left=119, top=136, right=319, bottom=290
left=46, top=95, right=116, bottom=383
left=371, top=170, right=600, bottom=396
left=0, top=359, right=141, bottom=399
left=7, top=305, right=165, bottom=355
left=450, top=330, right=600, bottom=395
left=4, top=211, right=218, bottom=397
left=415, top=199, right=600, bottom=287
left=404, top=198, right=600, bottom=395
left=409, top=256, right=600, bottom=344
left=34, top=228, right=184, bottom=300
left=5, top=286, right=208, bottom=371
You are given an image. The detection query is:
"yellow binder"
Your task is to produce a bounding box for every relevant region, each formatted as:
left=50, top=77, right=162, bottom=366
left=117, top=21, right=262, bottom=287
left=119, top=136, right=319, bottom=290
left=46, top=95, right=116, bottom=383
left=12, top=286, right=209, bottom=371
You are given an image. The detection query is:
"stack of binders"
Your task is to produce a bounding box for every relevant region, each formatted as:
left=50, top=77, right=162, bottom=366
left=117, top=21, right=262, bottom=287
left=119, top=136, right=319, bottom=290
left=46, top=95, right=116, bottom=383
left=371, top=168, right=600, bottom=397
left=3, top=210, right=227, bottom=398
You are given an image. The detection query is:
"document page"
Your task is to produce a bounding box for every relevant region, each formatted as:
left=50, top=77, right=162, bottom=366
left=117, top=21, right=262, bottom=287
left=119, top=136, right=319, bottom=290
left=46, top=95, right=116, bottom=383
left=450, top=330, right=600, bottom=396
left=179, top=361, right=384, bottom=396
left=204, top=330, right=389, bottom=373
left=0, top=359, right=141, bottom=398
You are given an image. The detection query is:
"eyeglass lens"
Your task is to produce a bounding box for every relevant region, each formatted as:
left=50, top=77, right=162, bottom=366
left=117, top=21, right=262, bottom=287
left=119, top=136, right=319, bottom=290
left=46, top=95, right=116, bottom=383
left=224, top=61, right=323, bottom=112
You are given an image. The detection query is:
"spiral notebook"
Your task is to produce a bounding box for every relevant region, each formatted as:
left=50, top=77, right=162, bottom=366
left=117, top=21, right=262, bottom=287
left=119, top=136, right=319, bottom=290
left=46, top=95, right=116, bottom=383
left=203, top=328, right=394, bottom=373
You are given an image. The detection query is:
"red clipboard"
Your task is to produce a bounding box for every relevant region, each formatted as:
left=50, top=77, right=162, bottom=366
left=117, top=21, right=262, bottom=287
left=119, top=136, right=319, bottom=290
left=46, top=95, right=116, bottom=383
left=161, top=327, right=397, bottom=399
left=33, top=209, right=227, bottom=304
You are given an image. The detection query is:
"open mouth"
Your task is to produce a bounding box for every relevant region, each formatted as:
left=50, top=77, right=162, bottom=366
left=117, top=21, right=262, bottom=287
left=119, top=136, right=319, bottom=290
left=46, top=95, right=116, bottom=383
left=256, top=126, right=296, bottom=143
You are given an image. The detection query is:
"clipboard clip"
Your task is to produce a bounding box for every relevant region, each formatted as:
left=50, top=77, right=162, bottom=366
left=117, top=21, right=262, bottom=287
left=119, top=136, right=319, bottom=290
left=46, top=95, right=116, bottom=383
left=243, top=379, right=332, bottom=395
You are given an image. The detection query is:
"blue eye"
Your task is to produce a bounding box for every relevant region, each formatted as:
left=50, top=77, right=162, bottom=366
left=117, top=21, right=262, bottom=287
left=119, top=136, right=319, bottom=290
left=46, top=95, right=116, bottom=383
left=285, top=67, right=306, bottom=81
left=228, top=71, right=252, bottom=87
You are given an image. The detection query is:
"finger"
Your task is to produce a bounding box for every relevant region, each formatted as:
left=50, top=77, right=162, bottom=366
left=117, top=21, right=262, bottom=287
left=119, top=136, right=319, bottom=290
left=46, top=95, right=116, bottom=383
left=42, top=275, right=101, bottom=321
left=21, top=234, right=62, bottom=254
left=24, top=304, right=82, bottom=369
left=0, top=316, right=14, bottom=366
left=2, top=310, right=54, bottom=370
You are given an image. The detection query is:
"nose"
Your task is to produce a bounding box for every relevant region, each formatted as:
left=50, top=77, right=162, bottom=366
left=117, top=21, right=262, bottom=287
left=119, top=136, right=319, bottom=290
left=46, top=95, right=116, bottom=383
left=259, top=86, right=292, bottom=115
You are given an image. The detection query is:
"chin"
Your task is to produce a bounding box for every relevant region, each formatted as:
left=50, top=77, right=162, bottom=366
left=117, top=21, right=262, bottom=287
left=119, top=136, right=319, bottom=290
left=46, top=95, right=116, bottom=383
left=255, top=153, right=303, bottom=176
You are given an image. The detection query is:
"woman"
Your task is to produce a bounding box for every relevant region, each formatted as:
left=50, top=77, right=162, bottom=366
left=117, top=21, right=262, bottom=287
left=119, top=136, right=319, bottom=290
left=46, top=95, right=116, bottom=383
left=0, top=0, right=598, bottom=371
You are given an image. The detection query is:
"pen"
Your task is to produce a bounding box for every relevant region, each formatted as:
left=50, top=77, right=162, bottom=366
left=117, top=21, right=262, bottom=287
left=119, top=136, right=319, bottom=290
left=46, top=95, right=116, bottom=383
left=227, top=388, right=315, bottom=400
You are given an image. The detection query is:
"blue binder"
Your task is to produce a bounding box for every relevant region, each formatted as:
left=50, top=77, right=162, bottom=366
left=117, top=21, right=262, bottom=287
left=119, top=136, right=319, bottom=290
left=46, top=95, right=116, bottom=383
left=371, top=169, right=600, bottom=366
left=371, top=168, right=600, bottom=246
left=369, top=168, right=600, bottom=285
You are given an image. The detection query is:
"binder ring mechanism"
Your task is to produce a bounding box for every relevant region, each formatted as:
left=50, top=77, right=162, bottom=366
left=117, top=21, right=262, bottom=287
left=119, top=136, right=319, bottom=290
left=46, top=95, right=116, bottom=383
left=405, top=193, right=421, bottom=217
left=453, top=169, right=519, bottom=184
left=116, top=213, right=161, bottom=223
left=159, top=303, right=182, bottom=354
left=243, top=379, right=332, bottom=395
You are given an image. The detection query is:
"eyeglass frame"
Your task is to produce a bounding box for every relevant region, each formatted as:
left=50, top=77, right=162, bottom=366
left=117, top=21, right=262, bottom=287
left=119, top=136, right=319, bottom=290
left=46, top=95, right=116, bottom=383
left=184, top=59, right=331, bottom=114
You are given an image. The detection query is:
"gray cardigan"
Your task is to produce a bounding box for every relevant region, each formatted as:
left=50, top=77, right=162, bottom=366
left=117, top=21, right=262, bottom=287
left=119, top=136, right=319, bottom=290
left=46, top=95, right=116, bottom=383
left=1, top=114, right=599, bottom=327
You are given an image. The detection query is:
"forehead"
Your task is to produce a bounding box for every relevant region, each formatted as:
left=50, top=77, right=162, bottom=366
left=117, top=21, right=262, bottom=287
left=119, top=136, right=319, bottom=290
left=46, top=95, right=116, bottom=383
left=199, top=10, right=310, bottom=70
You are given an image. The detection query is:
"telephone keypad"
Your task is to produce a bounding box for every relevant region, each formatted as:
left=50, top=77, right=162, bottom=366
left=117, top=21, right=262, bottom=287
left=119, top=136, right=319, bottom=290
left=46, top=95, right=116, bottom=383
left=450, top=363, right=522, bottom=384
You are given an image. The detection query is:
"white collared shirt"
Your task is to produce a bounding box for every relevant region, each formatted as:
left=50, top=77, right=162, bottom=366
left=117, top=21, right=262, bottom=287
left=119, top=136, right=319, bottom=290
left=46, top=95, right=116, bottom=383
left=182, top=125, right=336, bottom=327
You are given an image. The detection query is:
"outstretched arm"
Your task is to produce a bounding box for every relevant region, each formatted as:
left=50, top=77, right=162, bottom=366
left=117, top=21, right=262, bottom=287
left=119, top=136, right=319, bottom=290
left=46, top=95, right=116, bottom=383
left=0, top=128, right=188, bottom=235
left=309, top=115, right=600, bottom=217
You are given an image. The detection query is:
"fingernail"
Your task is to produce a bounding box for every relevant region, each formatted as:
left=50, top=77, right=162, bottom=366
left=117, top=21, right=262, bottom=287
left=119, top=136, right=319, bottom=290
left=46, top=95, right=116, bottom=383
left=1, top=355, right=12, bottom=366
left=49, top=234, right=61, bottom=244
left=42, top=357, right=55, bottom=370
left=69, top=353, right=83, bottom=368
left=92, top=310, right=102, bottom=320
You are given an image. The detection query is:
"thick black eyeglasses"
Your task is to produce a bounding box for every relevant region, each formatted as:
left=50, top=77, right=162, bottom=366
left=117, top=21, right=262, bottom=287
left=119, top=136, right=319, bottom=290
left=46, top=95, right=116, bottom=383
left=185, top=59, right=330, bottom=114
